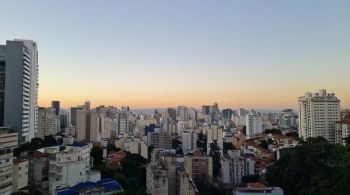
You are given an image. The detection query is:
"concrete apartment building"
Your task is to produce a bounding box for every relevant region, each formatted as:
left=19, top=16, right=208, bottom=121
left=37, top=107, right=59, bottom=139
left=245, top=112, right=262, bottom=139
left=48, top=143, right=100, bottom=194
left=207, top=125, right=223, bottom=155
left=184, top=153, right=213, bottom=185
left=221, top=150, right=255, bottom=186
left=0, top=127, right=18, bottom=195
left=12, top=159, right=29, bottom=192
left=181, top=130, right=198, bottom=154
left=1, top=39, right=38, bottom=143
left=27, top=151, right=50, bottom=188
left=335, top=119, right=350, bottom=145
left=147, top=131, right=172, bottom=149
left=298, top=89, right=341, bottom=144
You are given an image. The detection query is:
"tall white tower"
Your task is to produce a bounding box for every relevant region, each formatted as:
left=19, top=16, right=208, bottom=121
left=298, top=89, right=341, bottom=144
left=2, top=39, right=38, bottom=144
left=245, top=112, right=262, bottom=138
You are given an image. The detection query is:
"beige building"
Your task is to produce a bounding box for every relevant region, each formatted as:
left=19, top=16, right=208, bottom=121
left=37, top=107, right=59, bottom=139
left=177, top=168, right=197, bottom=195
left=90, top=109, right=100, bottom=142
left=335, top=119, right=350, bottom=145
left=12, top=159, right=29, bottom=191
left=298, top=89, right=341, bottom=144
left=207, top=125, right=223, bottom=155
left=76, top=109, right=88, bottom=141
left=75, top=102, right=90, bottom=141
left=184, top=154, right=213, bottom=185
left=0, top=127, right=18, bottom=195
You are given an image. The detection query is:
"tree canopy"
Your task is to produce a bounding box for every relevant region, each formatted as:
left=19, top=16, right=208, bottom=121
left=266, top=136, right=350, bottom=195
left=209, top=140, right=221, bottom=180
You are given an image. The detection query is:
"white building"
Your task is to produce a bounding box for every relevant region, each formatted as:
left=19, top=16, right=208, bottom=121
left=2, top=39, right=38, bottom=143
left=234, top=183, right=283, bottom=195
left=246, top=113, right=262, bottom=139
left=298, top=89, right=341, bottom=144
left=335, top=119, right=350, bottom=145
left=48, top=143, right=101, bottom=194
left=207, top=125, right=224, bottom=155
left=117, top=112, right=129, bottom=134
left=37, top=107, right=59, bottom=139
left=0, top=127, right=18, bottom=195
left=181, top=130, right=197, bottom=154
left=221, top=151, right=255, bottom=185
left=177, top=106, right=189, bottom=121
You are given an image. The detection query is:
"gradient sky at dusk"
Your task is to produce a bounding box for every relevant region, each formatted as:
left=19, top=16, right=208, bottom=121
left=1, top=0, right=350, bottom=109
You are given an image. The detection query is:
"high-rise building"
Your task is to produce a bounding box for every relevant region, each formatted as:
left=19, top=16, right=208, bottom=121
left=117, top=112, right=129, bottom=134
left=202, top=103, right=219, bottom=114
left=181, top=131, right=197, bottom=154
left=147, top=131, right=172, bottom=149
left=207, top=125, right=224, bottom=155
left=2, top=40, right=38, bottom=143
left=70, top=106, right=82, bottom=126
left=221, top=151, right=255, bottom=185
left=0, top=52, right=5, bottom=126
left=75, top=102, right=91, bottom=141
left=177, top=106, right=189, bottom=121
left=51, top=101, right=60, bottom=116
left=37, top=107, right=59, bottom=139
left=245, top=112, right=262, bottom=138
left=222, top=109, right=233, bottom=119
left=298, top=89, right=341, bottom=144
left=167, top=108, right=177, bottom=122
left=184, top=153, right=213, bottom=185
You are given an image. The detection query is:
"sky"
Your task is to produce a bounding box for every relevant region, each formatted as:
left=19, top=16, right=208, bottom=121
left=1, top=0, right=350, bottom=109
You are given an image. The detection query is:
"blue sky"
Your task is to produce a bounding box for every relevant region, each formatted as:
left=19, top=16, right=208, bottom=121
left=1, top=0, right=350, bottom=109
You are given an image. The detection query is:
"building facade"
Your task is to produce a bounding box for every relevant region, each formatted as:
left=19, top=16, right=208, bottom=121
left=335, top=119, right=350, bottom=145
left=48, top=143, right=100, bottom=194
left=37, top=107, right=59, bottom=139
left=298, top=89, right=341, bottom=144
left=0, top=127, right=18, bottom=195
left=12, top=159, right=29, bottom=192
left=2, top=39, right=39, bottom=143
left=246, top=113, right=262, bottom=139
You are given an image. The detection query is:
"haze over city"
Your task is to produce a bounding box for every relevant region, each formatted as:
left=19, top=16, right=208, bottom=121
left=1, top=0, right=350, bottom=109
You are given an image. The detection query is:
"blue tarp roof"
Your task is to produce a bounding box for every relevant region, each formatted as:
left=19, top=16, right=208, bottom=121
left=57, top=188, right=78, bottom=195
left=57, top=178, right=123, bottom=194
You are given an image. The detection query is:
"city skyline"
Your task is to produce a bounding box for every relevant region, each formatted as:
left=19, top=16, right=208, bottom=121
left=1, top=1, right=350, bottom=109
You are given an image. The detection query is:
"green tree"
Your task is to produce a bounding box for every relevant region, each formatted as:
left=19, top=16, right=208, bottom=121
left=90, top=146, right=103, bottom=169
left=259, top=140, right=268, bottom=149
left=30, top=137, right=44, bottom=149
left=44, top=135, right=58, bottom=147
left=264, top=129, right=282, bottom=135
left=172, top=138, right=181, bottom=150
left=344, top=135, right=350, bottom=145
left=197, top=133, right=207, bottom=152
left=266, top=136, right=350, bottom=195
left=209, top=140, right=221, bottom=180
left=107, top=143, right=120, bottom=152
left=223, top=142, right=234, bottom=154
